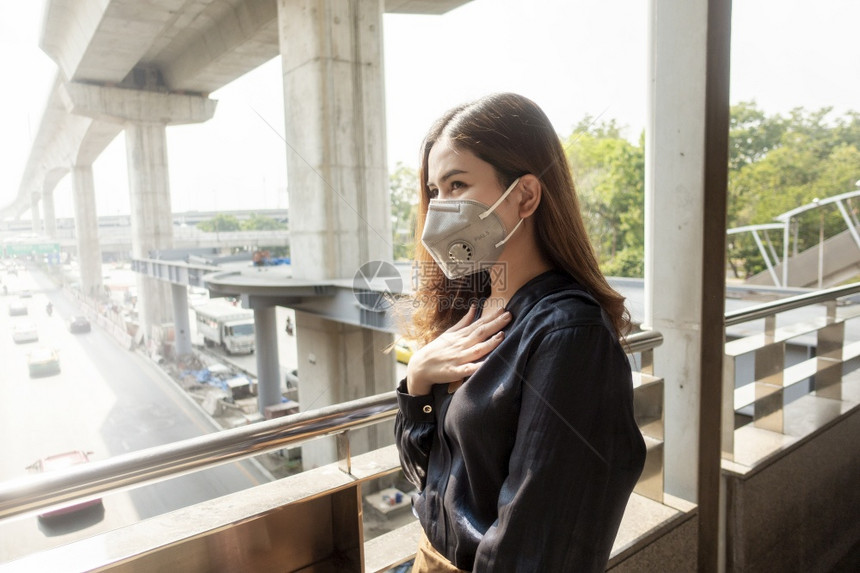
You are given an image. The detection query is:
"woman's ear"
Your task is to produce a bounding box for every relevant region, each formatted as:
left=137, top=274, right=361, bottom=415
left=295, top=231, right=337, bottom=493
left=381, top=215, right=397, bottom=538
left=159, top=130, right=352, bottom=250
left=517, top=174, right=542, bottom=218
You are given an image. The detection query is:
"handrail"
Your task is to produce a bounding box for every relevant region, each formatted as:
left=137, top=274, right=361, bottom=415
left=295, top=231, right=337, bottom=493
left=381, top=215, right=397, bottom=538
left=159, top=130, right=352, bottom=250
left=725, top=281, right=860, bottom=326
left=625, top=328, right=663, bottom=353
left=0, top=393, right=396, bottom=521
left=0, top=330, right=663, bottom=522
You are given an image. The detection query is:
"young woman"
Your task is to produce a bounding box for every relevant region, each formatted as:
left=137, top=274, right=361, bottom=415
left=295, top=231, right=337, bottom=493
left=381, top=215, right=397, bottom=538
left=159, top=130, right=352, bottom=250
left=395, top=93, right=646, bottom=572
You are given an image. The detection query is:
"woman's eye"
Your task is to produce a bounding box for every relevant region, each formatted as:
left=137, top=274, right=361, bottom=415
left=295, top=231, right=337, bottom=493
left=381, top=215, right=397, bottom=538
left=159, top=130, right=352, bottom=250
left=427, top=187, right=439, bottom=199
left=450, top=181, right=464, bottom=191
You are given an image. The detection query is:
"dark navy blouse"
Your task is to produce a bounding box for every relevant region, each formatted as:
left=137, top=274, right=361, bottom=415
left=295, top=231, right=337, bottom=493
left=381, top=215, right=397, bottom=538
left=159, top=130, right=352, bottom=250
left=395, top=270, right=645, bottom=572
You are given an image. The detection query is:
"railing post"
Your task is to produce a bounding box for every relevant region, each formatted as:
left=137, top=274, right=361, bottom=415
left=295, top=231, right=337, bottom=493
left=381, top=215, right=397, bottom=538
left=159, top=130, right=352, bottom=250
left=721, top=349, right=735, bottom=461
left=641, top=348, right=654, bottom=375
left=337, top=431, right=352, bottom=476
left=753, top=335, right=785, bottom=433
left=825, top=300, right=837, bottom=324
left=816, top=318, right=844, bottom=401
left=764, top=315, right=776, bottom=342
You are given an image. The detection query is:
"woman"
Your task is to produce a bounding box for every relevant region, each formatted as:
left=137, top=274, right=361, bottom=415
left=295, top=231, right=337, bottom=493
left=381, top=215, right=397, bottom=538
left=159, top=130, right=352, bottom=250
left=395, top=93, right=646, bottom=572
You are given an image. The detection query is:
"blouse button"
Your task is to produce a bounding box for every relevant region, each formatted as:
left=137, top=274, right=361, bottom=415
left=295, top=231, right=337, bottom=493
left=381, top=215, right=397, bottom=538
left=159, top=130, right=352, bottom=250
left=422, top=405, right=433, bottom=414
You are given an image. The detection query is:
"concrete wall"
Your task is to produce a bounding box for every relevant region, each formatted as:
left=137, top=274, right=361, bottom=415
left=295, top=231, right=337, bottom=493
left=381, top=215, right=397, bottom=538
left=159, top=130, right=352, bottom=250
left=724, top=407, right=860, bottom=572
left=608, top=514, right=698, bottom=572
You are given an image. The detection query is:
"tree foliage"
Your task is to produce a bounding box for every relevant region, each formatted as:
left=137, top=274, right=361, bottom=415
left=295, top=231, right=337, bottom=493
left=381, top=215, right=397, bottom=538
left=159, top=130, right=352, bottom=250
left=197, top=213, right=241, bottom=232
left=240, top=213, right=287, bottom=231
left=565, top=118, right=645, bottom=277
left=389, top=162, right=419, bottom=261
left=728, top=103, right=860, bottom=277
left=384, top=104, right=860, bottom=281
left=197, top=213, right=286, bottom=232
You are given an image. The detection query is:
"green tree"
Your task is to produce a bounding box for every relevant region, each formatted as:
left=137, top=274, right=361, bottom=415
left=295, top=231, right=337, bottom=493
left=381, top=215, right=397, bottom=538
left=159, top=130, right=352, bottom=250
left=197, top=214, right=241, bottom=232
left=729, top=100, right=786, bottom=172
left=240, top=213, right=287, bottom=231
left=390, top=162, right=419, bottom=261
left=565, top=120, right=645, bottom=277
left=727, top=103, right=860, bottom=278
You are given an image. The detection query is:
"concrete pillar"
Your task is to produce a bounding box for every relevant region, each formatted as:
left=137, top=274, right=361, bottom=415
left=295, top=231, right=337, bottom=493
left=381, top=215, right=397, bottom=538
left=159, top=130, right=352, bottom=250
left=278, top=0, right=395, bottom=468
left=171, top=284, right=193, bottom=357
left=253, top=305, right=282, bottom=414
left=126, top=122, right=174, bottom=341
left=42, top=188, right=57, bottom=238
left=645, top=0, right=731, bottom=570
left=71, top=166, right=104, bottom=298
left=60, top=81, right=215, bottom=344
left=30, top=194, right=42, bottom=234
left=125, top=132, right=173, bottom=346
left=294, top=311, right=395, bottom=467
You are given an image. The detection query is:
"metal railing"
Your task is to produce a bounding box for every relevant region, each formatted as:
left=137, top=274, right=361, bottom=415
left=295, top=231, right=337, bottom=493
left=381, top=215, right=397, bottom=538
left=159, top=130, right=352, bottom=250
left=725, top=282, right=860, bottom=326
left=722, top=281, right=860, bottom=460
left=0, top=329, right=664, bottom=523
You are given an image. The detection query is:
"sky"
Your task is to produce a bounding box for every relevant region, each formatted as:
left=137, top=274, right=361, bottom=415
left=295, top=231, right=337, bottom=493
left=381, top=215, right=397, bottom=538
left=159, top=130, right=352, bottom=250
left=1, top=0, right=859, bottom=219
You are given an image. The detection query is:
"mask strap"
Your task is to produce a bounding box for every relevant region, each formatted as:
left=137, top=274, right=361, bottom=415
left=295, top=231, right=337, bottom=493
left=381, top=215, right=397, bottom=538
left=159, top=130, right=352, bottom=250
left=494, top=217, right=525, bottom=248
left=478, top=177, right=521, bottom=220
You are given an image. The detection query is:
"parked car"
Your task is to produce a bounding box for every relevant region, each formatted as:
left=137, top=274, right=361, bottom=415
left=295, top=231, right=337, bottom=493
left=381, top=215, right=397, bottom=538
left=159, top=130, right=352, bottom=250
left=26, top=451, right=102, bottom=518
left=27, top=347, right=60, bottom=377
left=395, top=340, right=415, bottom=365
left=12, top=320, right=39, bottom=343
left=68, top=315, right=92, bottom=333
left=8, top=300, right=27, bottom=316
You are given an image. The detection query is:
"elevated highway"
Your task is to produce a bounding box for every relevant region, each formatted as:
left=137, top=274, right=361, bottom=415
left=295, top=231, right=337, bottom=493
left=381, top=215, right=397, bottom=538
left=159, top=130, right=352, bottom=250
left=2, top=0, right=473, bottom=473
left=1, top=0, right=470, bottom=222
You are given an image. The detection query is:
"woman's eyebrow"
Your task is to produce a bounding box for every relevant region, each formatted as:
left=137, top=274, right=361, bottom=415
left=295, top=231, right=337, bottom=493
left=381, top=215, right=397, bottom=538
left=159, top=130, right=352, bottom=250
left=429, top=169, right=467, bottom=187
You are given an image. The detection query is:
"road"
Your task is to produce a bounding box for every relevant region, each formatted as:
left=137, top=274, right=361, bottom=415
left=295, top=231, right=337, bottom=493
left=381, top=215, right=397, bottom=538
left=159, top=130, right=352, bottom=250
left=0, top=266, right=270, bottom=565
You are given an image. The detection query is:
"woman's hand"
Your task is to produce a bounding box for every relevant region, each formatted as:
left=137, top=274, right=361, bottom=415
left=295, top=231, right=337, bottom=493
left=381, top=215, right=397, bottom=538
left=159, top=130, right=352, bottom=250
left=406, top=305, right=512, bottom=396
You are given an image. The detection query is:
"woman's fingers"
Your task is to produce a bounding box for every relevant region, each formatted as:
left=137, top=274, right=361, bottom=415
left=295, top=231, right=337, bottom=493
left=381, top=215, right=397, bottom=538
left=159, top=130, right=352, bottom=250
left=457, top=332, right=503, bottom=378
left=477, top=329, right=505, bottom=355
left=410, top=304, right=511, bottom=392
left=463, top=308, right=512, bottom=342
left=448, top=303, right=478, bottom=332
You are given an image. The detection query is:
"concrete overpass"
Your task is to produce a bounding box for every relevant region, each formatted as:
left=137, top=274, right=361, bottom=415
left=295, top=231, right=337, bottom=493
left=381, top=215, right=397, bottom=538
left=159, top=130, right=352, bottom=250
left=3, top=0, right=472, bottom=469
left=1, top=0, right=469, bottom=223
left=2, top=0, right=470, bottom=314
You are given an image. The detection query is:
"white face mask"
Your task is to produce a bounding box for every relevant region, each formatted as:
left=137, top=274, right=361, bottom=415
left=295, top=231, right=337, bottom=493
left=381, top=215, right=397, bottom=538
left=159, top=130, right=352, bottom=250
left=421, top=177, right=524, bottom=280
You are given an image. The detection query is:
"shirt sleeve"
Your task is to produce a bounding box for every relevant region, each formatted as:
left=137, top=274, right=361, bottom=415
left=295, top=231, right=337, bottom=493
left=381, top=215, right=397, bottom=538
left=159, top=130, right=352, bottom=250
left=394, top=378, right=437, bottom=491
left=473, top=325, right=646, bottom=573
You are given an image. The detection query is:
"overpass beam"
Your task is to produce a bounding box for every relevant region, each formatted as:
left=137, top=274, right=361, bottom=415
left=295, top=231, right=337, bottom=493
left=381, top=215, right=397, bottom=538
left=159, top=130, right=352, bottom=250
left=30, top=193, right=42, bottom=234
left=278, top=0, right=395, bottom=469
left=71, top=166, right=104, bottom=298
left=42, top=188, right=57, bottom=238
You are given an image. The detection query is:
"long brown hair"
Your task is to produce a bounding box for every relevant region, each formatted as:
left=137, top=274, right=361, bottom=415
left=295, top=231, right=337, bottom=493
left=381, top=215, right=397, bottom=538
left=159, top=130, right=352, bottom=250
left=405, top=92, right=630, bottom=344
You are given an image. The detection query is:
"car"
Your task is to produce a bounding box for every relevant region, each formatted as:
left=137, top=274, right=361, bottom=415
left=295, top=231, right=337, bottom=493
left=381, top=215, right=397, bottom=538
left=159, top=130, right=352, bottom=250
left=12, top=320, right=39, bottom=343
left=68, top=315, right=92, bottom=333
left=27, top=347, right=60, bottom=377
left=395, top=340, right=415, bottom=365
left=19, top=289, right=32, bottom=298
left=26, top=450, right=102, bottom=518
left=8, top=300, right=27, bottom=316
